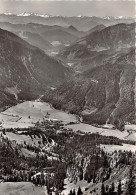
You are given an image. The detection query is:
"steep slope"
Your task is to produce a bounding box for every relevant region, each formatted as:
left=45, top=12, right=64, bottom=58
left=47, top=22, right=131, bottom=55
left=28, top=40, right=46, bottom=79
left=60, top=23, right=135, bottom=58
left=0, top=28, right=71, bottom=110
left=59, top=23, right=135, bottom=72
left=87, top=24, right=106, bottom=34
left=15, top=31, right=53, bottom=51
left=43, top=49, right=135, bottom=129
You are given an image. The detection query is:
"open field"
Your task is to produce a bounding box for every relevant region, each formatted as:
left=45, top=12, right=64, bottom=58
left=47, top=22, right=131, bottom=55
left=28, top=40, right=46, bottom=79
left=0, top=101, right=77, bottom=129
left=100, top=144, right=136, bottom=153
left=2, top=132, right=42, bottom=145
left=125, top=124, right=136, bottom=131
left=66, top=123, right=136, bottom=141
left=0, top=182, right=47, bottom=195
left=0, top=101, right=135, bottom=142
left=62, top=179, right=90, bottom=195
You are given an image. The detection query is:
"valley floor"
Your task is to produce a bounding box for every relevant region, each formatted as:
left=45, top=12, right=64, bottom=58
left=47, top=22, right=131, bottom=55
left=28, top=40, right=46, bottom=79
left=0, top=182, right=48, bottom=195
left=100, top=144, right=136, bottom=153
left=0, top=101, right=135, bottom=142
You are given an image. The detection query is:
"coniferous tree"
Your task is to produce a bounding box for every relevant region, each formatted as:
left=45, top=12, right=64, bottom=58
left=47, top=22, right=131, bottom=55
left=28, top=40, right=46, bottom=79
left=126, top=167, right=135, bottom=195
left=105, top=185, right=109, bottom=193
left=72, top=189, right=76, bottom=195
left=101, top=183, right=105, bottom=195
left=93, top=170, right=96, bottom=183
left=77, top=186, right=83, bottom=195
left=111, top=182, right=115, bottom=192
left=69, top=190, right=73, bottom=195
left=118, top=180, right=122, bottom=195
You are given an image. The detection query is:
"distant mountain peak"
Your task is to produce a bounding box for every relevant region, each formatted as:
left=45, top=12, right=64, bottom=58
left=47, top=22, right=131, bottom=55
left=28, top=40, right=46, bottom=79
left=17, top=12, right=52, bottom=17
left=17, top=12, right=34, bottom=17
left=2, top=12, right=15, bottom=16
left=68, top=25, right=77, bottom=30
left=77, top=15, right=83, bottom=18
left=0, top=13, right=134, bottom=20
left=103, top=16, right=133, bottom=20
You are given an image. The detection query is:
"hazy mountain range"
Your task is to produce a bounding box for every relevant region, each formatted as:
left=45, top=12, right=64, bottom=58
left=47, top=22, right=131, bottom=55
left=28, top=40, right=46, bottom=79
left=0, top=13, right=134, bottom=31
left=59, top=23, right=135, bottom=71
left=0, top=13, right=135, bottom=128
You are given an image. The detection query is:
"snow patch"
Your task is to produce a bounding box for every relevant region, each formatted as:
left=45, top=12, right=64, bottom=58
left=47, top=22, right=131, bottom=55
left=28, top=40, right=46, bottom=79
left=67, top=62, right=74, bottom=67
left=3, top=12, right=14, bottom=16
left=51, top=41, right=62, bottom=46
left=51, top=87, right=56, bottom=90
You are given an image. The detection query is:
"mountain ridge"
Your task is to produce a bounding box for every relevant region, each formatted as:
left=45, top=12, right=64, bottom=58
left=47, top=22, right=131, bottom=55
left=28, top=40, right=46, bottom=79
left=0, top=28, right=71, bottom=110
left=1, top=12, right=134, bottom=19
left=0, top=14, right=134, bottom=31
left=43, top=48, right=135, bottom=129
left=58, top=22, right=135, bottom=72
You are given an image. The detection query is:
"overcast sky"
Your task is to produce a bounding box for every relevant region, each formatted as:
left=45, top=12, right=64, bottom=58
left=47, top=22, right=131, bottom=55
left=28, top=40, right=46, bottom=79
left=0, top=0, right=135, bottom=17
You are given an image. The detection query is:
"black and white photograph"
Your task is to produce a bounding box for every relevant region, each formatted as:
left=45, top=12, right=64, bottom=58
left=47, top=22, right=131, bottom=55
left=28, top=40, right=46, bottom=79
left=0, top=0, right=135, bottom=194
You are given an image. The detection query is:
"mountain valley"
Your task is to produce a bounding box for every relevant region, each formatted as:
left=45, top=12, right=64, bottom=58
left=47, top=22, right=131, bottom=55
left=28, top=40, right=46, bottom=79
left=0, top=12, right=135, bottom=195
left=0, top=27, right=71, bottom=111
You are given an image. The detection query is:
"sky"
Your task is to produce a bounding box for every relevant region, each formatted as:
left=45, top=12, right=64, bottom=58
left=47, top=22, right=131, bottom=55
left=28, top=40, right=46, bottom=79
left=0, top=0, right=135, bottom=17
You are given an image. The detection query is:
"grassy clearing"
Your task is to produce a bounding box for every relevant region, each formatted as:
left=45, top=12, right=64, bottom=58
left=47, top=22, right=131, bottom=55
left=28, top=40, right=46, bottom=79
left=0, top=182, right=47, bottom=195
